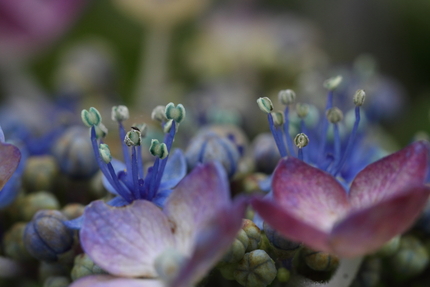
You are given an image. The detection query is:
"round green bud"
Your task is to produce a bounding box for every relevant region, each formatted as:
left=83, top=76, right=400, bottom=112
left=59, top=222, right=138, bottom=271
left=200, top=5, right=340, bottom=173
left=277, top=267, right=290, bottom=283
left=165, top=102, right=186, bottom=124
left=375, top=236, right=400, bottom=257
left=149, top=139, right=168, bottom=159
left=278, top=89, right=296, bottom=105
left=270, top=111, right=284, bottom=126
left=323, top=75, right=343, bottom=90
left=257, top=97, right=273, bottom=114
left=124, top=127, right=142, bottom=147
left=151, top=105, right=167, bottom=122
left=98, top=144, right=112, bottom=163
left=294, top=133, right=309, bottom=149
left=353, top=89, right=366, bottom=106
left=81, top=107, right=101, bottom=127
left=326, top=107, right=344, bottom=124
left=71, top=253, right=106, bottom=281
left=43, top=276, right=71, bottom=287
left=390, top=236, right=429, bottom=277
left=222, top=229, right=249, bottom=264
left=61, top=203, right=85, bottom=220
left=19, top=191, right=60, bottom=222
left=23, top=155, right=59, bottom=192
left=302, top=247, right=339, bottom=272
left=218, top=262, right=237, bottom=280
left=3, top=222, right=33, bottom=261
left=94, top=123, right=108, bottom=139
left=242, top=219, right=262, bottom=252
left=296, top=103, right=309, bottom=119
left=234, top=249, right=277, bottom=287
left=111, top=105, right=129, bottom=122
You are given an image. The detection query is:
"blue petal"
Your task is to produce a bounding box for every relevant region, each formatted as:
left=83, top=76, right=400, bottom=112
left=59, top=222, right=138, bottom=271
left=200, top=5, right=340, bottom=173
left=107, top=196, right=129, bottom=207
left=159, top=149, right=186, bottom=190
left=152, top=189, right=172, bottom=208
left=102, top=158, right=127, bottom=195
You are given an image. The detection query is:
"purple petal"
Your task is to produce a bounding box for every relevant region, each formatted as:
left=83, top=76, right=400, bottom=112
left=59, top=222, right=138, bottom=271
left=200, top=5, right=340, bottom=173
left=272, top=157, right=350, bottom=231
left=251, top=197, right=331, bottom=253
left=171, top=197, right=248, bottom=287
left=330, top=186, right=430, bottom=257
left=163, top=162, right=231, bottom=254
left=349, top=141, right=429, bottom=208
left=80, top=200, right=175, bottom=277
left=0, top=142, right=20, bottom=191
left=159, top=149, right=187, bottom=190
left=70, top=275, right=162, bottom=287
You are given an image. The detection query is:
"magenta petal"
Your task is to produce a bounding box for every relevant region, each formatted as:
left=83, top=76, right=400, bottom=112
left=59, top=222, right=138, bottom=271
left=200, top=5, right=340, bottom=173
left=330, top=186, right=430, bottom=257
left=70, top=275, right=162, bottom=287
left=349, top=141, right=429, bottom=208
left=0, top=142, right=20, bottom=191
left=80, top=200, right=175, bottom=277
left=163, top=162, right=231, bottom=254
left=172, top=197, right=248, bottom=287
left=251, top=197, right=331, bottom=253
left=272, top=157, right=350, bottom=231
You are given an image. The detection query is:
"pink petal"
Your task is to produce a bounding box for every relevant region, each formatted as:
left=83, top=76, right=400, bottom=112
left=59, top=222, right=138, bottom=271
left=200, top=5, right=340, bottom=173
left=172, top=197, right=248, bottom=287
left=272, top=157, right=350, bottom=231
left=70, top=275, right=163, bottom=287
left=163, top=162, right=231, bottom=254
left=330, top=186, right=430, bottom=257
left=349, top=141, right=429, bottom=208
left=0, top=142, right=20, bottom=190
left=251, top=197, right=331, bottom=253
left=80, top=200, right=175, bottom=277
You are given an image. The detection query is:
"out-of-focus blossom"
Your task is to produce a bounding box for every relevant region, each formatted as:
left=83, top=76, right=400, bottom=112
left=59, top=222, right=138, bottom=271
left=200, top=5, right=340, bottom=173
left=71, top=162, right=247, bottom=287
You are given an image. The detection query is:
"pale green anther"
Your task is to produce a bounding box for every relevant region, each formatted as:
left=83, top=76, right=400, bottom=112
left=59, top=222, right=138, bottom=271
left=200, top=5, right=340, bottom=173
left=326, top=107, right=344, bottom=123
left=149, top=139, right=168, bottom=159
left=151, top=105, right=167, bottom=122
left=353, top=89, right=366, bottom=106
left=111, top=105, right=129, bottom=122
left=257, top=97, right=273, bottom=114
left=294, top=133, right=309, bottom=149
left=94, top=123, right=108, bottom=139
left=296, top=103, right=309, bottom=119
left=270, top=111, right=284, bottom=126
left=234, top=250, right=277, bottom=287
left=133, top=123, right=148, bottom=138
left=81, top=107, right=101, bottom=127
left=99, top=144, right=112, bottom=164
left=323, top=75, right=343, bottom=90
left=165, top=102, right=186, bottom=123
left=124, top=128, right=141, bottom=147
left=278, top=89, right=296, bottom=105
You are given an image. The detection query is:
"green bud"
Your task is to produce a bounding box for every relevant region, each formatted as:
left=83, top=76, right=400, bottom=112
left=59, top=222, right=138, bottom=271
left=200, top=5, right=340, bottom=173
left=302, top=247, right=339, bottom=272
left=94, top=123, right=108, bottom=139
left=257, top=97, right=273, bottom=114
left=296, top=103, right=309, bottom=119
left=111, top=105, right=129, bottom=122
left=353, top=89, right=366, bottom=106
left=71, top=253, right=106, bottom=281
left=165, top=103, right=186, bottom=123
left=375, top=236, right=400, bottom=257
left=98, top=144, right=112, bottom=163
left=81, top=107, right=101, bottom=127
left=19, top=191, right=60, bottom=221
left=124, top=127, right=142, bottom=146
left=222, top=229, right=249, bottom=264
left=323, top=75, right=343, bottom=90
left=326, top=107, right=343, bottom=123
left=294, top=133, right=309, bottom=149
left=43, top=276, right=71, bottom=287
left=390, top=236, right=429, bottom=277
left=3, top=222, right=33, bottom=261
left=234, top=250, right=277, bottom=287
left=23, top=155, right=59, bottom=192
left=154, top=248, right=185, bottom=284
left=151, top=105, right=167, bottom=122
left=242, top=219, right=261, bottom=252
left=270, top=111, right=284, bottom=126
left=149, top=139, right=168, bottom=159
left=277, top=267, right=290, bottom=283
left=278, top=89, right=296, bottom=105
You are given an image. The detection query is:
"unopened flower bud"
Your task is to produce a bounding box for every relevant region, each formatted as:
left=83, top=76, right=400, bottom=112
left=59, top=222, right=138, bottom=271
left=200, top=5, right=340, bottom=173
left=234, top=250, right=277, bottom=287
left=19, top=191, right=60, bottom=221
left=81, top=107, right=101, bottom=127
left=151, top=105, right=167, bottom=122
left=149, top=139, right=168, bottom=159
left=94, top=123, right=108, bottom=139
left=71, top=253, right=106, bottom=281
left=222, top=229, right=248, bottom=264
left=124, top=127, right=142, bottom=147
left=323, top=75, right=342, bottom=90
left=326, top=107, right=343, bottom=123
left=302, top=247, right=339, bottom=272
left=294, top=133, right=309, bottom=149
left=154, top=248, right=185, bottom=283
left=278, top=89, right=296, bottom=105
left=242, top=219, right=261, bottom=252
left=165, top=103, right=186, bottom=124
left=111, top=105, right=129, bottom=122
left=257, top=97, right=273, bottom=114
left=3, top=222, right=33, bottom=261
left=99, top=144, right=112, bottom=163
left=23, top=155, right=59, bottom=192
left=296, top=103, right=309, bottom=119
left=263, top=222, right=301, bottom=259
left=43, top=276, right=70, bottom=287
left=277, top=267, right=291, bottom=283
left=353, top=89, right=366, bottom=106
left=24, top=210, right=74, bottom=262
left=390, top=236, right=429, bottom=277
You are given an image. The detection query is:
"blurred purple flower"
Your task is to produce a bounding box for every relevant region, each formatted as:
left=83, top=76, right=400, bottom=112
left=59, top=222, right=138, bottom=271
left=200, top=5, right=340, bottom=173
left=252, top=141, right=430, bottom=257
left=0, top=127, right=21, bottom=190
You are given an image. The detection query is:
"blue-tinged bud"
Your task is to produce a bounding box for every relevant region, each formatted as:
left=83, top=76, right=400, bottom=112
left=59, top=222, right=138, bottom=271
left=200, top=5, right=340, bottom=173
left=43, top=276, right=71, bottom=287
left=294, top=133, right=309, bottom=149
left=125, top=127, right=142, bottom=147
left=350, top=258, right=381, bottom=287
left=165, top=103, right=186, bottom=124
left=24, top=210, right=74, bottom=262
left=98, top=144, right=112, bottom=163
left=81, top=107, right=101, bottom=127
left=234, top=249, right=277, bottom=287
left=389, top=236, right=429, bottom=278
left=257, top=97, right=273, bottom=114
left=185, top=131, right=240, bottom=178
left=323, top=75, right=342, bottom=91
left=94, top=123, right=108, bottom=139
left=242, top=219, right=262, bottom=252
left=52, top=126, right=98, bottom=178
left=71, top=253, right=106, bottom=281
left=149, top=139, right=168, bottom=159
left=111, top=105, right=129, bottom=122
left=221, top=229, right=249, bottom=264
left=278, top=89, right=296, bottom=105
left=23, top=156, right=59, bottom=192
left=3, top=222, right=33, bottom=261
left=252, top=133, right=280, bottom=174
left=263, top=222, right=301, bottom=259
left=151, top=105, right=167, bottom=122
left=19, top=191, right=60, bottom=221
left=302, top=247, right=339, bottom=272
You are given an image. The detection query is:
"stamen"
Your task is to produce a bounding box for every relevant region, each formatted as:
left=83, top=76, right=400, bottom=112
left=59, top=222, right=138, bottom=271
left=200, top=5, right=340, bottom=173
left=282, top=106, right=296, bottom=157
left=131, top=146, right=140, bottom=199
left=294, top=133, right=309, bottom=161
left=326, top=107, right=344, bottom=174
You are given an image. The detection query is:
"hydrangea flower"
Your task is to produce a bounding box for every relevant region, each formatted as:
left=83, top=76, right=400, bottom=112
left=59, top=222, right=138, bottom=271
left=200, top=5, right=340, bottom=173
left=71, top=162, right=247, bottom=287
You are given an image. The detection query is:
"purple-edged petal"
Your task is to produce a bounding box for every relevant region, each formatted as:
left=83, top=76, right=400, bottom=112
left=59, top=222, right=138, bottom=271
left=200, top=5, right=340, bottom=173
left=80, top=200, right=175, bottom=277
left=102, top=158, right=127, bottom=195
left=349, top=141, right=429, bottom=208
left=171, top=197, right=248, bottom=287
left=70, top=275, right=162, bottom=287
left=251, top=197, right=331, bottom=252
left=159, top=149, right=187, bottom=190
left=330, top=186, right=430, bottom=257
left=0, top=142, right=21, bottom=191
left=0, top=144, right=26, bottom=209
left=272, top=157, right=350, bottom=231
left=163, top=161, right=231, bottom=254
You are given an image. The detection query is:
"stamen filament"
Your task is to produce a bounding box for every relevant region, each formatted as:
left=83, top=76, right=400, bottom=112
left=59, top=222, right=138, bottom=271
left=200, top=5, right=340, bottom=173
left=283, top=106, right=296, bottom=157
left=131, top=147, right=140, bottom=199
left=118, top=122, right=132, bottom=185
left=268, top=114, right=287, bottom=157
left=317, top=91, right=334, bottom=168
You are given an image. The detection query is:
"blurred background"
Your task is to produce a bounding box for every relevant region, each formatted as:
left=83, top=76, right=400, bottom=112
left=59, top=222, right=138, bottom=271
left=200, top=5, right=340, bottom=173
left=2, top=0, right=430, bottom=145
